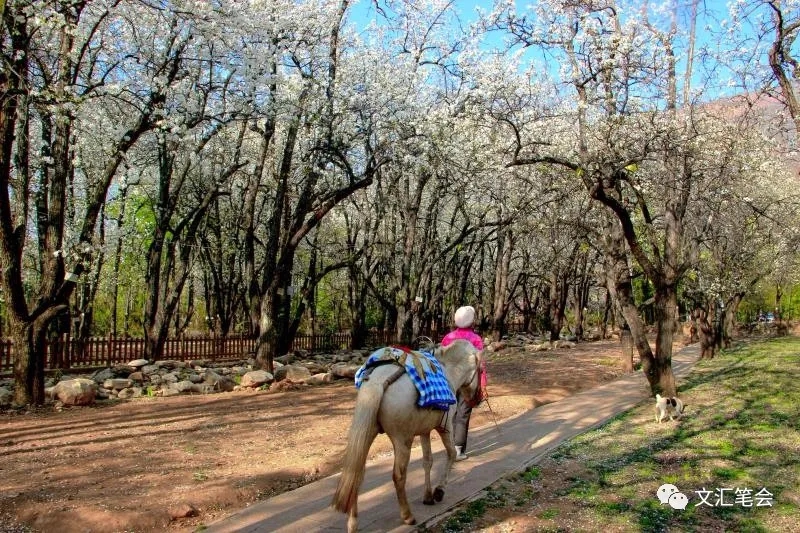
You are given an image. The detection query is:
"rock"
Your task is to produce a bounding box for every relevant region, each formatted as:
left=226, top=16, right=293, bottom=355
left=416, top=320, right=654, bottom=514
left=554, top=340, right=576, bottom=349
left=307, top=373, right=334, bottom=385
left=274, top=364, right=312, bottom=383
left=0, top=387, right=13, bottom=408
left=275, top=353, right=295, bottom=365
left=128, top=359, right=149, bottom=368
left=204, top=370, right=235, bottom=392
left=104, top=378, right=134, bottom=390
left=190, top=383, right=213, bottom=394
left=169, top=503, right=198, bottom=520
left=52, top=378, right=98, bottom=406
left=90, top=368, right=115, bottom=383
left=154, top=360, right=183, bottom=370
left=486, top=341, right=505, bottom=353
left=128, top=372, right=144, bottom=382
left=171, top=380, right=194, bottom=393
left=297, top=361, right=328, bottom=375
left=240, top=370, right=273, bottom=388
left=269, top=379, right=305, bottom=392
left=141, top=364, right=160, bottom=375
left=330, top=362, right=359, bottom=380
left=117, top=387, right=142, bottom=399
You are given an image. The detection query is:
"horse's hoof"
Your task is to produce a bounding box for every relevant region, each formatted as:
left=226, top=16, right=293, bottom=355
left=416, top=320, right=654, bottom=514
left=434, top=487, right=445, bottom=502
left=404, top=517, right=417, bottom=525
left=423, top=496, right=435, bottom=505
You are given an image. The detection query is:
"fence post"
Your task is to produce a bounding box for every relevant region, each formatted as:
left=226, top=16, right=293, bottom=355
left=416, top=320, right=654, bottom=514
left=107, top=333, right=114, bottom=366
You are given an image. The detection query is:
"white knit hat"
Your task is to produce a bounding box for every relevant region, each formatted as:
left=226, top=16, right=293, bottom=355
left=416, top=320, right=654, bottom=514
left=454, top=306, right=476, bottom=328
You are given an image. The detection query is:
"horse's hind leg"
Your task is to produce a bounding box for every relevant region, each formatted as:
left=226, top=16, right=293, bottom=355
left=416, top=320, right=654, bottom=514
left=390, top=436, right=416, bottom=525
left=347, top=500, right=357, bottom=533
left=420, top=433, right=435, bottom=505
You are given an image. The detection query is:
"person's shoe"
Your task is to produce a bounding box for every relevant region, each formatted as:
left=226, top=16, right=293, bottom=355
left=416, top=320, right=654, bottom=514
left=455, top=446, right=468, bottom=461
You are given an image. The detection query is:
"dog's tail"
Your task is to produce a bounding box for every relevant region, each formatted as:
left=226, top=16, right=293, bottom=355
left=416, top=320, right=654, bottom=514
left=655, top=393, right=663, bottom=401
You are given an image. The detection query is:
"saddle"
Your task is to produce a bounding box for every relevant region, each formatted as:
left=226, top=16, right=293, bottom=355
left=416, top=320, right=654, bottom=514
left=354, top=345, right=457, bottom=411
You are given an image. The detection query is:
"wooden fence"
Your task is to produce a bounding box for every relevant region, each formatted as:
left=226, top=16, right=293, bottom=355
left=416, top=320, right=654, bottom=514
left=0, top=329, right=400, bottom=375
left=0, top=321, right=527, bottom=376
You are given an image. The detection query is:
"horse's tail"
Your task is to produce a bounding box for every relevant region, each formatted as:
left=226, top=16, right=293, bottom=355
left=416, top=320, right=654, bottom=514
left=332, top=383, right=382, bottom=514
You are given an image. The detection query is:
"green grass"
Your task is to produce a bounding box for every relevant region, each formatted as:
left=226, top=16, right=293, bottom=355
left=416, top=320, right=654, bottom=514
left=425, top=337, right=800, bottom=532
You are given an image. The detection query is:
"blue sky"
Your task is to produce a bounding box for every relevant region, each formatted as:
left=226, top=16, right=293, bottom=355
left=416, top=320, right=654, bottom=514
left=345, top=0, right=770, bottom=102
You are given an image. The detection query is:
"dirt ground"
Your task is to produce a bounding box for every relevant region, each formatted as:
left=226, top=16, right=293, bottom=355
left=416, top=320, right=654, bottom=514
left=1, top=338, right=646, bottom=533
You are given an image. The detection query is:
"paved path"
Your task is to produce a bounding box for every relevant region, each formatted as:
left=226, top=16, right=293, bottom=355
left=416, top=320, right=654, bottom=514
left=206, top=344, right=700, bottom=533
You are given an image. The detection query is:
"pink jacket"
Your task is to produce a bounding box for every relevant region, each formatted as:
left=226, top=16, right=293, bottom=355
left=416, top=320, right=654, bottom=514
left=441, top=328, right=487, bottom=389
left=441, top=328, right=483, bottom=350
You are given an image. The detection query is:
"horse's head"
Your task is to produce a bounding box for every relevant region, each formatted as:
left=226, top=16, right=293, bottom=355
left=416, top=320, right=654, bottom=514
left=434, top=340, right=481, bottom=402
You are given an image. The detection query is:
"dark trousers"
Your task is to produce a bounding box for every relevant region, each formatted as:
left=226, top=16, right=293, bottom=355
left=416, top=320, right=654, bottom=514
left=453, top=396, right=472, bottom=451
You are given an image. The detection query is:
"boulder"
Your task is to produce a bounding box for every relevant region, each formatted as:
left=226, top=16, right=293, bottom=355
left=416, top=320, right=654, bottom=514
left=269, top=379, right=305, bottom=392
left=275, top=353, right=295, bottom=365
left=104, top=378, right=134, bottom=390
left=141, top=364, right=160, bottom=375
left=486, top=341, right=505, bottom=353
left=117, top=387, right=142, bottom=399
left=190, top=383, right=214, bottom=394
left=274, top=364, right=312, bottom=383
left=240, top=370, right=273, bottom=388
left=128, top=359, right=149, bottom=368
left=52, top=378, right=98, bottom=406
left=330, top=362, right=359, bottom=380
left=90, top=368, right=115, bottom=384
left=307, top=372, right=334, bottom=385
left=171, top=380, right=195, bottom=393
left=203, top=370, right=235, bottom=392
left=297, top=360, right=328, bottom=375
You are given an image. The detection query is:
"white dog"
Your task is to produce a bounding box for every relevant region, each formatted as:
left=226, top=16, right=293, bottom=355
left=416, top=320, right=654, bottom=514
left=655, top=394, right=685, bottom=423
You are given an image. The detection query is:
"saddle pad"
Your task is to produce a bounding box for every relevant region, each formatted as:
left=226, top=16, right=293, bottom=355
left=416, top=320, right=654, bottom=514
left=354, top=347, right=456, bottom=410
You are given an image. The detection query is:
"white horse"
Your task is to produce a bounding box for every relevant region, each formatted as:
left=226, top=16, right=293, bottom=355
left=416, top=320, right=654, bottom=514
left=332, top=340, right=481, bottom=532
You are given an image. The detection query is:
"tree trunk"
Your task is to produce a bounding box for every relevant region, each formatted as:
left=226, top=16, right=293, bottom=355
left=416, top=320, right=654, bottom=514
left=722, top=293, right=744, bottom=348
left=548, top=272, right=569, bottom=342
left=396, top=304, right=414, bottom=346
left=490, top=226, right=513, bottom=341
left=348, top=278, right=368, bottom=349
left=694, top=306, right=717, bottom=359
left=644, top=285, right=678, bottom=396
left=10, top=322, right=44, bottom=406
left=10, top=309, right=62, bottom=406
left=600, top=220, right=658, bottom=381
left=619, top=326, right=634, bottom=372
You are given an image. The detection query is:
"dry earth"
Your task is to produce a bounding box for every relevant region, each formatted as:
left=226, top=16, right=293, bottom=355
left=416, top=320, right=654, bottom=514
left=1, top=338, right=652, bottom=533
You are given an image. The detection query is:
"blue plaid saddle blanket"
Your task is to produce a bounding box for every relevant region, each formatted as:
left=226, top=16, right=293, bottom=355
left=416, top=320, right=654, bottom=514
left=354, top=346, right=456, bottom=410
